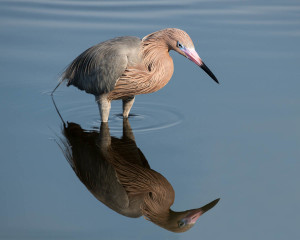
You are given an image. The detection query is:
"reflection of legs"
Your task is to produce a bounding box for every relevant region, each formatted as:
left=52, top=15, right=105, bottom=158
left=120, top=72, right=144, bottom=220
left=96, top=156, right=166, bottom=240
left=96, top=94, right=111, bottom=122
left=99, top=122, right=111, bottom=149
left=123, top=118, right=135, bottom=141
left=122, top=96, right=135, bottom=118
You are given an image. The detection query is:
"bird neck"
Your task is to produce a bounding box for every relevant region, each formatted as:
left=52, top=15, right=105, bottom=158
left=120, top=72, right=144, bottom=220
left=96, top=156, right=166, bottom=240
left=142, top=29, right=174, bottom=52
left=108, top=155, right=177, bottom=230
left=142, top=37, right=170, bottom=66
left=140, top=37, right=174, bottom=92
left=139, top=169, right=175, bottom=226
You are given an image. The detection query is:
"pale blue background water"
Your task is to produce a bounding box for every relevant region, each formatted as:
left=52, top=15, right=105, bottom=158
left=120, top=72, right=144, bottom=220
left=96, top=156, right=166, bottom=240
left=1, top=0, right=299, bottom=239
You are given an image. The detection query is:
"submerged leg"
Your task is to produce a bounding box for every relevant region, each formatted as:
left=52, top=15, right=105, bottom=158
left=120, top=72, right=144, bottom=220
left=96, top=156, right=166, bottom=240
left=96, top=94, right=111, bottom=122
left=122, top=96, right=135, bottom=118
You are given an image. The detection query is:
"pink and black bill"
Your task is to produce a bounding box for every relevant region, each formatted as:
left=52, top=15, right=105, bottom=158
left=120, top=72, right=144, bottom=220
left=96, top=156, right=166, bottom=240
left=179, top=43, right=219, bottom=84
left=183, top=198, right=220, bottom=225
left=200, top=61, right=219, bottom=84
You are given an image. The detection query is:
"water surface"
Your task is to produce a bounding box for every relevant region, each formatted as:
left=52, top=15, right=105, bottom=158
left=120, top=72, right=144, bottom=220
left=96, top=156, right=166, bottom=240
left=1, top=0, right=299, bottom=239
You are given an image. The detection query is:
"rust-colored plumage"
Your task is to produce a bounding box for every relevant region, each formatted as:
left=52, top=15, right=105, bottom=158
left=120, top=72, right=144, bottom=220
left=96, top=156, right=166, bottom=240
left=54, top=108, right=220, bottom=232
left=52, top=28, right=219, bottom=122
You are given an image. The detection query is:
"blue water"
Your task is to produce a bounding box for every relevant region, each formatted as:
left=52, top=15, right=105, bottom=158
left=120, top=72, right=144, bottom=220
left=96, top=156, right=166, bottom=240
left=1, top=0, right=299, bottom=239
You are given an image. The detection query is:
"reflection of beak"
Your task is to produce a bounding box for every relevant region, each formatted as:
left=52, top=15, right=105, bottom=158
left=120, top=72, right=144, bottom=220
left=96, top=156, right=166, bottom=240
left=183, top=48, right=219, bottom=84
left=185, top=198, right=220, bottom=224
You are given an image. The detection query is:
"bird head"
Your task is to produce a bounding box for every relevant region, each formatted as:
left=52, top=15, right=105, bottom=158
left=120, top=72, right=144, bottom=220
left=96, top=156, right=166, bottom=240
left=166, top=28, right=219, bottom=84
left=146, top=198, right=220, bottom=233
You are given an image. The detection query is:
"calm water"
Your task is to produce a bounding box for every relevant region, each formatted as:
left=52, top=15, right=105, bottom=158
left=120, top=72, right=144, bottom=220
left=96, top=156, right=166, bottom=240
left=1, top=0, right=299, bottom=239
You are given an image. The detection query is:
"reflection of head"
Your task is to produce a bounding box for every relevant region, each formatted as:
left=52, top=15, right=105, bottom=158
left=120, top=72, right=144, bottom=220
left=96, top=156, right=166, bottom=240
left=143, top=198, right=220, bottom=233
left=57, top=118, right=219, bottom=233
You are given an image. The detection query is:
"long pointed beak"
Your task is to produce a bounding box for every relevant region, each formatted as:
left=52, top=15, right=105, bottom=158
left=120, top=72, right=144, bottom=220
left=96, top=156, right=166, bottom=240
left=183, top=48, right=219, bottom=84
left=185, top=198, right=220, bottom=224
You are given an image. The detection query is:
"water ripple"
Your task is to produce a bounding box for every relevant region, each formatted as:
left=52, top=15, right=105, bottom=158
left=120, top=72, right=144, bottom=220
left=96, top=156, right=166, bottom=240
left=51, top=98, right=184, bottom=133
left=2, top=0, right=300, bottom=32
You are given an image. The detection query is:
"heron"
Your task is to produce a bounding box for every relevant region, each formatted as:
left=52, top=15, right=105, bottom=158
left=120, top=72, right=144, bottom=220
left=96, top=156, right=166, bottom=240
left=52, top=28, right=219, bottom=122
left=55, top=113, right=220, bottom=232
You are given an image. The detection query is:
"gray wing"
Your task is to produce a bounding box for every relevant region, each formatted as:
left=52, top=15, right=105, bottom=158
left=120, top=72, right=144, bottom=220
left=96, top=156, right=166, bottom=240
left=62, top=36, right=142, bottom=96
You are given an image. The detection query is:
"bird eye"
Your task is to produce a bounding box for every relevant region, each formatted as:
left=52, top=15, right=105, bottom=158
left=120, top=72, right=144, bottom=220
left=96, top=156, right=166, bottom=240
left=178, top=220, right=186, bottom=228
left=177, top=41, right=183, bottom=49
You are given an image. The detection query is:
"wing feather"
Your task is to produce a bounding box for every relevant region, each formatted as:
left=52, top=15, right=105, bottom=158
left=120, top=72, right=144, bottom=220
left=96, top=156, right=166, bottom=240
left=62, top=36, right=141, bottom=96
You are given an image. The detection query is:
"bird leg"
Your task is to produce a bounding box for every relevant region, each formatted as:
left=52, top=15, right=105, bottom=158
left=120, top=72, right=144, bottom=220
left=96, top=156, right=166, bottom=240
left=122, top=96, right=135, bottom=118
left=96, top=94, right=111, bottom=122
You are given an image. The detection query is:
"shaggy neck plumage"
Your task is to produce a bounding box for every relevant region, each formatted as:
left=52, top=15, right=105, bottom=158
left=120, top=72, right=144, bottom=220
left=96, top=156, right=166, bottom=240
left=139, top=35, right=174, bottom=93
left=142, top=35, right=170, bottom=70
left=108, top=30, right=175, bottom=100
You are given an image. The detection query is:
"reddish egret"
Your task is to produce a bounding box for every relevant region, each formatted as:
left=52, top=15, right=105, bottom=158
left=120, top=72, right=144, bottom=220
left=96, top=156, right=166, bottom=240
left=56, top=114, right=220, bottom=232
left=53, top=28, right=219, bottom=122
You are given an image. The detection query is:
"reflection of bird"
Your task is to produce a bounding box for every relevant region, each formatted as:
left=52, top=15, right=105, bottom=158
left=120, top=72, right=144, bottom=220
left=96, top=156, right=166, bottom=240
left=52, top=28, right=219, bottom=122
left=57, top=117, right=220, bottom=232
